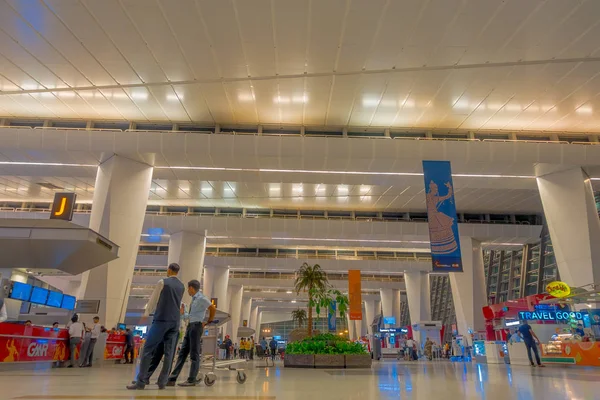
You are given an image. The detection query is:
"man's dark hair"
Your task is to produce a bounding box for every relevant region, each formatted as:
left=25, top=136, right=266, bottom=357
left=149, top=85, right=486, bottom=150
left=52, top=322, right=59, bottom=326
left=93, top=316, right=100, bottom=320
left=25, top=320, right=32, bottom=324
left=188, top=279, right=201, bottom=291
left=168, top=263, right=180, bottom=273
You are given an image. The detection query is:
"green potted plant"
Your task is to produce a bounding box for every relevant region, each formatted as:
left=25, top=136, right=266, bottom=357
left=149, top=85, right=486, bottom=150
left=294, top=262, right=328, bottom=337
left=284, top=333, right=371, bottom=369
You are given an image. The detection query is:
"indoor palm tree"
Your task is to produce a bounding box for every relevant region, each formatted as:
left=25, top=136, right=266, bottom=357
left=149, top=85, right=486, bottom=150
left=291, top=308, right=307, bottom=328
left=294, top=262, right=328, bottom=336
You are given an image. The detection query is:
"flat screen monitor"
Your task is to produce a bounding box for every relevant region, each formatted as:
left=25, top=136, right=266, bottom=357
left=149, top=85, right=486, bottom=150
left=30, top=287, right=49, bottom=305
left=134, top=325, right=147, bottom=334
left=9, top=281, right=32, bottom=301
left=117, top=323, right=126, bottom=330
left=46, top=291, right=63, bottom=308
left=61, top=295, right=76, bottom=311
left=383, top=316, right=396, bottom=325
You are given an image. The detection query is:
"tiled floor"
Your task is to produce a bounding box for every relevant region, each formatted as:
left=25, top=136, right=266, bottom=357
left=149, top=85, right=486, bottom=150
left=0, top=359, right=597, bottom=399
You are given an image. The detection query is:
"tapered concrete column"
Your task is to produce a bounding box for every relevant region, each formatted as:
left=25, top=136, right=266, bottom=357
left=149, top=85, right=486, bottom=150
left=449, top=237, right=487, bottom=346
left=225, top=285, right=243, bottom=340
left=241, top=297, right=252, bottom=328
left=536, top=166, right=600, bottom=286
left=250, top=305, right=259, bottom=332
left=405, top=271, right=431, bottom=343
left=364, top=300, right=375, bottom=334
left=347, top=314, right=356, bottom=340
left=392, top=289, right=402, bottom=327
left=79, top=155, right=153, bottom=329
left=256, top=311, right=262, bottom=338
left=374, top=300, right=381, bottom=316
left=168, top=231, right=206, bottom=304
left=203, top=265, right=229, bottom=308
left=379, top=289, right=394, bottom=325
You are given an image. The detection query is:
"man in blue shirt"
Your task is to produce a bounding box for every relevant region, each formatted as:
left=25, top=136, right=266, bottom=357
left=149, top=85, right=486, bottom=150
left=167, top=279, right=216, bottom=386
left=518, top=320, right=545, bottom=367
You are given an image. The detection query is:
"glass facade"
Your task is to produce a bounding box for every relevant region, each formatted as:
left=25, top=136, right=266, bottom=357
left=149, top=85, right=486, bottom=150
left=482, top=230, right=558, bottom=304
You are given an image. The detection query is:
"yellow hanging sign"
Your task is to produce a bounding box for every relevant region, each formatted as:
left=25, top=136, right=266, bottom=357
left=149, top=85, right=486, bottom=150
left=546, top=281, right=571, bottom=298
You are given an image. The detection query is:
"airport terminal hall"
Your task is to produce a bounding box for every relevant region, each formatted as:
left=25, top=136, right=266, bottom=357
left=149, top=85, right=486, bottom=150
left=2, top=1, right=600, bottom=399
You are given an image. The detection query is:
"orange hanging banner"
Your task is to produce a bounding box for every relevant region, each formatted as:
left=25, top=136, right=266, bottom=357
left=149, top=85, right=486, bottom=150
left=348, top=270, right=362, bottom=320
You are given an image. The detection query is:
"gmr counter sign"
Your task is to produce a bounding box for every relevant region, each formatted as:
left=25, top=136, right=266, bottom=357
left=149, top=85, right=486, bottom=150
left=519, top=311, right=583, bottom=321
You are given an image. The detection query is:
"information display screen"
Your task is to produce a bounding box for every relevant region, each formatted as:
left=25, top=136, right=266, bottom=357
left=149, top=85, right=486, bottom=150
left=9, top=281, right=32, bottom=301
left=46, top=291, right=63, bottom=308
left=61, top=295, right=76, bottom=311
left=30, top=287, right=49, bottom=305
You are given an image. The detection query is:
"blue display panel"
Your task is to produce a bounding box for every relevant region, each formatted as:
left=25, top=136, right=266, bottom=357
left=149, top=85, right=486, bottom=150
left=30, top=287, right=49, bottom=305
left=46, top=291, right=63, bottom=308
left=9, top=281, right=32, bottom=301
left=61, top=295, right=76, bottom=311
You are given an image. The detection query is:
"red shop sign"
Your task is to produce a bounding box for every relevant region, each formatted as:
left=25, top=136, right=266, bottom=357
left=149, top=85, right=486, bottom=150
left=0, top=336, right=69, bottom=363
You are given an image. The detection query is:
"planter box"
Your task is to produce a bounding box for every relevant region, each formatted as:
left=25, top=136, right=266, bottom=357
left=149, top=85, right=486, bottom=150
left=284, top=354, right=314, bottom=368
left=314, top=354, right=344, bottom=368
left=345, top=354, right=372, bottom=368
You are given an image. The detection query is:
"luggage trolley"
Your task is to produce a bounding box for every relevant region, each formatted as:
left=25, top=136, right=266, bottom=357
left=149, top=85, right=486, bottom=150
left=198, top=312, right=247, bottom=386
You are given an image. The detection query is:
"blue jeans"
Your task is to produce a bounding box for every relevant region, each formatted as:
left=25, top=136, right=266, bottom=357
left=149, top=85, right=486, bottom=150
left=135, top=321, right=180, bottom=387
left=524, top=340, right=541, bottom=365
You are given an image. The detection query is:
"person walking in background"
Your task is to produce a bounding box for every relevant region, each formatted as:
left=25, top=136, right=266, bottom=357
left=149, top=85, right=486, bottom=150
left=249, top=336, right=255, bottom=360
left=405, top=337, right=414, bottom=361
left=124, top=328, right=135, bottom=364
left=244, top=338, right=251, bottom=359
left=127, top=263, right=185, bottom=390
left=240, top=338, right=246, bottom=359
left=269, top=337, right=278, bottom=362
left=68, top=314, right=84, bottom=368
left=259, top=337, right=267, bottom=352
left=234, top=342, right=239, bottom=358
left=167, top=279, right=215, bottom=387
left=81, top=316, right=101, bottom=367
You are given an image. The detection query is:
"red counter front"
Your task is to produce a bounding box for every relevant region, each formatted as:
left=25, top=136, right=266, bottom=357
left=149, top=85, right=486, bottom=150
left=0, top=324, right=141, bottom=363
left=0, top=323, right=69, bottom=363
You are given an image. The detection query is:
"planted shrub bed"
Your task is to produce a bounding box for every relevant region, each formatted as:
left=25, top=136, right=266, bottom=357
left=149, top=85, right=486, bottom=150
left=285, top=334, right=371, bottom=369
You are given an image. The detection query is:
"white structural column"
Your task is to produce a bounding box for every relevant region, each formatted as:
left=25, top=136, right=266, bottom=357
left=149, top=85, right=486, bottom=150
left=79, top=156, right=153, bottom=329
left=250, top=306, right=259, bottom=333
left=168, top=231, right=206, bottom=304
left=392, top=289, right=402, bottom=327
left=536, top=166, right=600, bottom=286
left=225, top=285, right=243, bottom=340
left=241, top=297, right=252, bottom=328
left=256, top=311, right=262, bottom=338
left=449, top=237, right=487, bottom=346
left=364, top=300, right=376, bottom=334
left=404, top=271, right=431, bottom=343
left=379, top=289, right=394, bottom=324
left=347, top=314, right=356, bottom=340
left=202, top=266, right=229, bottom=308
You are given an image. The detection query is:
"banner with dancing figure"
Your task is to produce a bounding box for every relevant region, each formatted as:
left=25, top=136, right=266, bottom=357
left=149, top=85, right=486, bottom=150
left=422, top=160, right=463, bottom=272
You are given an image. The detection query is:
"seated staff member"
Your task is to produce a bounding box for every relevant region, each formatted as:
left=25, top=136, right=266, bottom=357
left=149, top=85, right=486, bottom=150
left=167, top=280, right=216, bottom=387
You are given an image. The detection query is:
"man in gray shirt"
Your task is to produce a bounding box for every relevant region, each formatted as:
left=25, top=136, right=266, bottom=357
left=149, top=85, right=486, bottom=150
left=167, top=279, right=216, bottom=386
left=127, top=263, right=184, bottom=390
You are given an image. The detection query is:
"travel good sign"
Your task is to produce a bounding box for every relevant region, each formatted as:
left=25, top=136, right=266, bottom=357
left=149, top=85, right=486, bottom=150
left=519, top=311, right=583, bottom=322
left=50, top=192, right=76, bottom=221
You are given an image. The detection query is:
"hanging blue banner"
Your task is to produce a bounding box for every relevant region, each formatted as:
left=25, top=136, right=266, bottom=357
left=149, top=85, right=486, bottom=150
left=328, top=301, right=337, bottom=332
left=422, top=160, right=463, bottom=272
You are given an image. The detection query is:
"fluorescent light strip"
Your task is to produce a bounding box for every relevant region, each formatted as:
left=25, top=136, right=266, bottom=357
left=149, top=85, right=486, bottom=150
left=3, top=161, right=582, bottom=181
left=0, top=161, right=97, bottom=167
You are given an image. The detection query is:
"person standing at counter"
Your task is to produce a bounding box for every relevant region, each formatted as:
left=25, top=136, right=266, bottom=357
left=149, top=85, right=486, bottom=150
left=124, top=328, right=135, bottom=364
left=518, top=321, right=545, bottom=368
left=127, top=263, right=184, bottom=390
left=81, top=316, right=101, bottom=367
left=68, top=314, right=84, bottom=368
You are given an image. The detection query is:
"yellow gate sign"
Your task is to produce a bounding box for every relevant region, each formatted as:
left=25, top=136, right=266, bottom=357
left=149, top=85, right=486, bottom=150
left=546, top=281, right=571, bottom=298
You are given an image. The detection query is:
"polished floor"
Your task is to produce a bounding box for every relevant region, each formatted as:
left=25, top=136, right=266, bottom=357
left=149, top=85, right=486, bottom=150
left=0, top=359, right=596, bottom=399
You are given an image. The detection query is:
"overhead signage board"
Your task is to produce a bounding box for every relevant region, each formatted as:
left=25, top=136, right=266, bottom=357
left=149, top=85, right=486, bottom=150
left=75, top=299, right=100, bottom=314
left=50, top=192, right=77, bottom=221
left=422, top=161, right=463, bottom=272
left=519, top=311, right=583, bottom=322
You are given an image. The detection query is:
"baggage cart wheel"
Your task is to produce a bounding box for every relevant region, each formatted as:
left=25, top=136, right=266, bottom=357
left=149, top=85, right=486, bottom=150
left=204, top=373, right=216, bottom=387
left=236, top=371, right=247, bottom=384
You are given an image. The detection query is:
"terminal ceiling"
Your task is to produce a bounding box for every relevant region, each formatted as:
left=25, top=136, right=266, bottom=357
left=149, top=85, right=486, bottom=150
left=0, top=1, right=600, bottom=133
